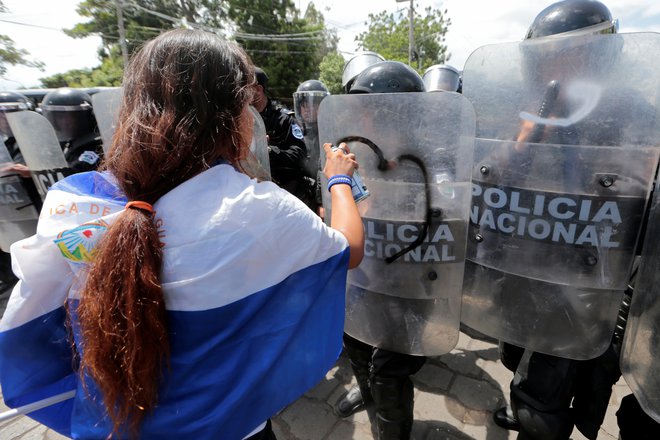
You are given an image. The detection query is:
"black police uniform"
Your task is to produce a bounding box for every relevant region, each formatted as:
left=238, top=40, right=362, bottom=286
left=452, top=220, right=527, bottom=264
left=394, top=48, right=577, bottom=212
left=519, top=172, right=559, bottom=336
left=260, top=100, right=315, bottom=209
left=61, top=131, right=103, bottom=173
left=616, top=394, right=660, bottom=440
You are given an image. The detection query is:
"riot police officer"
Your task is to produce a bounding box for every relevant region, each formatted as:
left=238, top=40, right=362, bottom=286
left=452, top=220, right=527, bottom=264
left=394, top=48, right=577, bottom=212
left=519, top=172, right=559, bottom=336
left=39, top=88, right=103, bottom=172
left=0, top=91, right=33, bottom=161
left=293, top=79, right=329, bottom=175
left=293, top=79, right=330, bottom=214
left=251, top=67, right=315, bottom=209
left=0, top=92, right=39, bottom=294
left=474, top=2, right=648, bottom=439
left=333, top=61, right=427, bottom=440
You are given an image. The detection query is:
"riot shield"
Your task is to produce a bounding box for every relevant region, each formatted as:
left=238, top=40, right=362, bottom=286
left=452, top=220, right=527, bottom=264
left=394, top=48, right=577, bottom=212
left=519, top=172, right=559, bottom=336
left=318, top=92, right=475, bottom=355
left=620, top=182, right=660, bottom=423
left=294, top=91, right=329, bottom=178
left=6, top=111, right=71, bottom=201
left=91, top=87, right=122, bottom=154
left=0, top=139, right=38, bottom=252
left=461, top=32, right=660, bottom=360
left=240, top=106, right=270, bottom=181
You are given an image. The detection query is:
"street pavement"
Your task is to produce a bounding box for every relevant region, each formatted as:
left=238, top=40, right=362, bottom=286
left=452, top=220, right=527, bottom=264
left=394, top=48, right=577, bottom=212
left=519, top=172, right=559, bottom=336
left=0, top=290, right=629, bottom=440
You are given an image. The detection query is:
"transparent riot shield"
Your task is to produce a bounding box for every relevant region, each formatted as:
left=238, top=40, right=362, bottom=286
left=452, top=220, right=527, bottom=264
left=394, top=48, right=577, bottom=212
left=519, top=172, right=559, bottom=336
left=91, top=87, right=122, bottom=154
left=0, top=139, right=38, bottom=251
left=6, top=111, right=71, bottom=201
left=294, top=91, right=329, bottom=178
left=461, top=32, right=660, bottom=360
left=620, top=183, right=660, bottom=423
left=240, top=106, right=270, bottom=181
left=319, top=92, right=475, bottom=355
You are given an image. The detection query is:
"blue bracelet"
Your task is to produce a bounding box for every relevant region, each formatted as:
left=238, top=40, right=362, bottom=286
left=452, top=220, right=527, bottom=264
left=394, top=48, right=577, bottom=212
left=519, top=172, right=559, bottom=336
left=327, top=175, right=352, bottom=192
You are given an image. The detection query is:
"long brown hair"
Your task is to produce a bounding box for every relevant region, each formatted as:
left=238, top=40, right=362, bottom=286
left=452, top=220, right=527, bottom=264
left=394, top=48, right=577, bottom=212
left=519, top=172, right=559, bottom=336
left=75, top=29, right=254, bottom=437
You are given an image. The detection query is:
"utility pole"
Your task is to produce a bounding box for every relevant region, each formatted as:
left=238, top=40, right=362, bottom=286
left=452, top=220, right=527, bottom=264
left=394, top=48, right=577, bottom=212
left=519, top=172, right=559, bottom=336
left=116, top=0, right=129, bottom=67
left=396, top=0, right=414, bottom=66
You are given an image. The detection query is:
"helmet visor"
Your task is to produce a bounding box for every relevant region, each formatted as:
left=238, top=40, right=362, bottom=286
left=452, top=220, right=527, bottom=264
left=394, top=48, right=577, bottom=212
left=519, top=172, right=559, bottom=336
left=43, top=109, right=94, bottom=142
left=342, top=53, right=386, bottom=88
left=293, top=91, right=329, bottom=126
left=423, top=68, right=460, bottom=92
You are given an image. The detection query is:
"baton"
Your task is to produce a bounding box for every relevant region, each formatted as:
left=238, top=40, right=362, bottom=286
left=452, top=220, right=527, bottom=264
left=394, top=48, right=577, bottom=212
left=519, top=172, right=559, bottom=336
left=0, top=390, right=75, bottom=422
left=527, top=80, right=560, bottom=142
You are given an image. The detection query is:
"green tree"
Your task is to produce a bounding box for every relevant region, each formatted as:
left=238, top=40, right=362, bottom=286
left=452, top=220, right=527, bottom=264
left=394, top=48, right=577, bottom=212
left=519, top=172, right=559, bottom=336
left=356, top=3, right=451, bottom=73
left=0, top=1, right=44, bottom=76
left=228, top=0, right=337, bottom=101
left=40, top=48, right=124, bottom=88
left=46, top=0, right=226, bottom=87
left=66, top=0, right=225, bottom=57
left=44, top=0, right=336, bottom=94
left=318, top=51, right=344, bottom=95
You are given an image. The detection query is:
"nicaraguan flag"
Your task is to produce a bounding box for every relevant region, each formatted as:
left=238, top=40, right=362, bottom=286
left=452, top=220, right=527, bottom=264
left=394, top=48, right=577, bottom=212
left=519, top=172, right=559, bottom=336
left=0, top=164, right=349, bottom=439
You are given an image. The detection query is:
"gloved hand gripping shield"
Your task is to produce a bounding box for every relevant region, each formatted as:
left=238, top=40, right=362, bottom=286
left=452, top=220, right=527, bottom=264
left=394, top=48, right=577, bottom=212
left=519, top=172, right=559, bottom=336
left=460, top=32, right=660, bottom=360
left=319, top=92, right=476, bottom=355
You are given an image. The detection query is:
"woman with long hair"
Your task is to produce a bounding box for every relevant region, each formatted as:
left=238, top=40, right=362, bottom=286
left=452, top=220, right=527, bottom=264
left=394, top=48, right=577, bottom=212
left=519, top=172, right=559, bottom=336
left=0, top=29, right=363, bottom=439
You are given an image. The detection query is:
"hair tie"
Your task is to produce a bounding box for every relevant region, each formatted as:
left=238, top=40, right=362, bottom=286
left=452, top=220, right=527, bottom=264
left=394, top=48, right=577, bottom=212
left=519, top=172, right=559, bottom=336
left=125, top=201, right=154, bottom=213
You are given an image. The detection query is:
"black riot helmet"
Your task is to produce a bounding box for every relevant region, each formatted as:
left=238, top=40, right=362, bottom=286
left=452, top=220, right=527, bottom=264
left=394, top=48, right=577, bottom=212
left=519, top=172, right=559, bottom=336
left=525, top=0, right=618, bottom=40
left=293, top=80, right=330, bottom=129
left=0, top=91, right=32, bottom=138
left=40, top=88, right=97, bottom=143
left=349, top=61, right=425, bottom=95
left=296, top=79, right=328, bottom=93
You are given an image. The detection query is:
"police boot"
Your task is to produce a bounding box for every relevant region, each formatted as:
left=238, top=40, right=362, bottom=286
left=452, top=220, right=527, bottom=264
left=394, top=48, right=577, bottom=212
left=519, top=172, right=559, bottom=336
left=334, top=344, right=373, bottom=418
left=371, top=376, right=414, bottom=440
left=493, top=405, right=520, bottom=431
left=334, top=383, right=367, bottom=418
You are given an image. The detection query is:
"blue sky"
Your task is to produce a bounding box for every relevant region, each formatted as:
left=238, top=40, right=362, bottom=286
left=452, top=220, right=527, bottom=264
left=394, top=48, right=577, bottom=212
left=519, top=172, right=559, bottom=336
left=1, top=0, right=660, bottom=89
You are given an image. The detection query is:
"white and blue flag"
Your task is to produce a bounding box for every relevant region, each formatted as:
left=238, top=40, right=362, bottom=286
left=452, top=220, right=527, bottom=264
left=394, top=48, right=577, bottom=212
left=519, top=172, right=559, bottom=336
left=0, top=164, right=349, bottom=439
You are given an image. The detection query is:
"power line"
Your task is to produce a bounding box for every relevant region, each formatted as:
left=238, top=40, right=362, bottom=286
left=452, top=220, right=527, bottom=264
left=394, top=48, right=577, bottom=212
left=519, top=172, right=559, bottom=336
left=0, top=18, right=64, bottom=32
left=124, top=1, right=326, bottom=42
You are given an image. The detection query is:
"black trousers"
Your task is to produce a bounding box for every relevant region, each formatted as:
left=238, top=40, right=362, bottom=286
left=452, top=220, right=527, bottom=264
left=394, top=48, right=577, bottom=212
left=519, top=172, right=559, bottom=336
left=343, top=333, right=426, bottom=379
left=617, top=394, right=660, bottom=440
left=509, top=345, right=620, bottom=440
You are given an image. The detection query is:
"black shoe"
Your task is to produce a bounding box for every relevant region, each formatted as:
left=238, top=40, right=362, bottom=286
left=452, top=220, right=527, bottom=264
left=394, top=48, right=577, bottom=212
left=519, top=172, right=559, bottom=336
left=493, top=406, right=520, bottom=431
left=334, top=384, right=366, bottom=418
